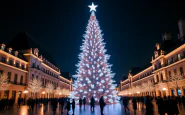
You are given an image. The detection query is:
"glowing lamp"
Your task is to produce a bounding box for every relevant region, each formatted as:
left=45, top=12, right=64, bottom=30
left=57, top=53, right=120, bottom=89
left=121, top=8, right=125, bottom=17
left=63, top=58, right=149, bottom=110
left=42, top=92, right=45, bottom=94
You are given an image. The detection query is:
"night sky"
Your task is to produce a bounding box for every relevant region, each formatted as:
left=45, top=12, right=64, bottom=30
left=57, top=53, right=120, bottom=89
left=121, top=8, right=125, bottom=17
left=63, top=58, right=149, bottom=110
left=0, top=1, right=185, bottom=84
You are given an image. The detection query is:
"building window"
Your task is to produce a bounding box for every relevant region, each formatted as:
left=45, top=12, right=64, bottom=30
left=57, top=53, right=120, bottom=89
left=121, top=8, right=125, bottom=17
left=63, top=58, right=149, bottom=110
left=32, top=63, right=35, bottom=68
left=174, top=69, right=177, bottom=75
left=37, top=65, right=39, bottom=70
left=20, top=76, right=23, bottom=85
left=9, top=59, right=13, bottom=65
left=36, top=76, right=38, bottom=79
left=1, top=57, right=6, bottom=63
left=178, top=54, right=181, bottom=60
left=172, top=57, right=174, bottom=63
left=156, top=75, right=159, bottom=82
left=14, top=74, right=17, bottom=84
left=8, top=72, right=11, bottom=82
left=168, top=59, right=171, bottom=65
left=0, top=70, right=3, bottom=75
left=21, top=65, right=25, bottom=70
left=161, top=73, right=163, bottom=81
left=168, top=71, right=171, bottom=80
left=16, top=62, right=19, bottom=68
left=32, top=74, right=34, bottom=80
left=180, top=67, right=184, bottom=75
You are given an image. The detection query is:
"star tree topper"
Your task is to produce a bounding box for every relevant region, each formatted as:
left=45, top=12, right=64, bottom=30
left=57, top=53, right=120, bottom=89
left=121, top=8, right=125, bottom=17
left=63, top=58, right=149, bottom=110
left=88, top=2, right=98, bottom=12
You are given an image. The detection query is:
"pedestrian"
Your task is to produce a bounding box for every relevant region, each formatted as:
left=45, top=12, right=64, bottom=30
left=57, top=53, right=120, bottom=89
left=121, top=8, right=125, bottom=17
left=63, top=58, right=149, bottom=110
left=51, top=98, right=58, bottom=115
left=59, top=97, right=65, bottom=113
left=168, top=96, right=179, bottom=115
left=79, top=98, right=82, bottom=110
left=122, top=97, right=129, bottom=113
left=145, top=96, right=153, bottom=115
left=72, top=99, right=75, bottom=115
left=99, top=96, right=106, bottom=115
left=65, top=100, right=71, bottom=115
left=156, top=96, right=165, bottom=115
left=83, top=97, right=86, bottom=108
left=132, top=97, right=137, bottom=114
left=90, top=97, right=95, bottom=111
left=18, top=97, right=21, bottom=108
left=30, top=98, right=35, bottom=111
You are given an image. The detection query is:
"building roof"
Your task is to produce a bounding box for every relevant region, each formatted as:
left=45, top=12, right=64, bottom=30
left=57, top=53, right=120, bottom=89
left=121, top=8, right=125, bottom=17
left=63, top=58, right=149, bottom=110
left=7, top=32, right=58, bottom=66
left=61, top=72, right=72, bottom=80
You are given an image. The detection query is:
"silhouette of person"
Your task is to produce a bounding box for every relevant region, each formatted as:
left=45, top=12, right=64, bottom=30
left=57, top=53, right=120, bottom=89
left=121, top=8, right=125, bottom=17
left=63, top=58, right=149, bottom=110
left=83, top=97, right=86, bottom=108
left=90, top=97, right=95, bottom=111
left=99, top=96, right=105, bottom=115
left=79, top=98, right=82, bottom=110
left=72, top=99, right=75, bottom=115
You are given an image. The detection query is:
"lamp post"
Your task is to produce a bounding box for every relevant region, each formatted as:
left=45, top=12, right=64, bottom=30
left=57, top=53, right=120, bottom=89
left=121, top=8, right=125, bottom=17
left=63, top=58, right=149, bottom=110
left=23, top=90, right=28, bottom=105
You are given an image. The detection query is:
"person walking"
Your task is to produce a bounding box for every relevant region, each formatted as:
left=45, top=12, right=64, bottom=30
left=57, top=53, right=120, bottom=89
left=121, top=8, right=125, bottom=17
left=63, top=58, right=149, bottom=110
left=145, top=96, right=153, bottom=115
left=122, top=97, right=129, bottom=113
left=51, top=98, right=58, bottom=115
left=66, top=100, right=71, bottom=115
left=59, top=97, right=65, bottom=113
left=156, top=96, right=165, bottom=115
left=132, top=97, right=137, bottom=114
left=90, top=97, right=95, bottom=111
left=168, top=96, right=179, bottom=115
left=99, top=96, right=106, bottom=115
left=79, top=98, right=82, bottom=110
left=18, top=97, right=21, bottom=108
left=72, top=99, right=75, bottom=115
left=83, top=97, right=86, bottom=108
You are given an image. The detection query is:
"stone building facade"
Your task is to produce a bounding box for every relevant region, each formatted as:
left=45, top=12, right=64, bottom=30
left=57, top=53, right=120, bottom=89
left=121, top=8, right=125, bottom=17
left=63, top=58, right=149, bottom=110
left=0, top=33, right=72, bottom=103
left=118, top=19, right=185, bottom=97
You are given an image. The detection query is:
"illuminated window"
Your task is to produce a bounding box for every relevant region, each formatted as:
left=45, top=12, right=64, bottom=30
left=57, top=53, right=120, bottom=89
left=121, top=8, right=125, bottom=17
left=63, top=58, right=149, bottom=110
left=178, top=54, right=181, bottom=60
left=167, top=59, right=171, bottom=65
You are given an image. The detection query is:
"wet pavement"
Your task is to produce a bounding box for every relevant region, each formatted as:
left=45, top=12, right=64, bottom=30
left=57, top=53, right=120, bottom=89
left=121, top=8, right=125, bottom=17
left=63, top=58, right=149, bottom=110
left=1, top=101, right=185, bottom=115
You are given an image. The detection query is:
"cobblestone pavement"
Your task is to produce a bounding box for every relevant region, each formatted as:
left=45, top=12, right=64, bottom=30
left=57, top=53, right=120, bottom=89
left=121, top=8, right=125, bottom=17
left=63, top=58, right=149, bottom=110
left=1, top=101, right=185, bottom=115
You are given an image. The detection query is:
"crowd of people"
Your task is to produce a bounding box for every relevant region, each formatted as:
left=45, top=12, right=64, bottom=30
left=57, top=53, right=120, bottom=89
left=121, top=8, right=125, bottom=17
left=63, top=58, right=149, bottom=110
left=0, top=96, right=106, bottom=115
left=121, top=95, right=185, bottom=115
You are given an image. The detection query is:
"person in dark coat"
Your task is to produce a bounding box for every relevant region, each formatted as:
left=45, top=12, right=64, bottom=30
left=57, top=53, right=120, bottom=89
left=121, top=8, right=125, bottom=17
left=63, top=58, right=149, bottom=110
left=30, top=98, right=35, bottom=111
left=79, top=98, right=82, bottom=110
left=83, top=97, right=86, bottom=108
left=59, top=97, right=65, bottom=113
left=72, top=99, right=75, bottom=115
left=90, top=97, right=95, bottom=111
left=132, top=97, right=137, bottom=114
left=51, top=98, right=58, bottom=115
left=122, top=97, right=129, bottom=113
left=18, top=97, right=21, bottom=107
left=145, top=96, right=153, bottom=115
left=156, top=96, right=165, bottom=115
left=99, top=96, right=106, bottom=115
left=168, top=96, right=179, bottom=115
left=66, top=100, right=71, bottom=115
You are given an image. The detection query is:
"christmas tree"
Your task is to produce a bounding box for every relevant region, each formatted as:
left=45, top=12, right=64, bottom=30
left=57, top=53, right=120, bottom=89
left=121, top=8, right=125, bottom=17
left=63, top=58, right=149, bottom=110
left=71, top=3, right=118, bottom=104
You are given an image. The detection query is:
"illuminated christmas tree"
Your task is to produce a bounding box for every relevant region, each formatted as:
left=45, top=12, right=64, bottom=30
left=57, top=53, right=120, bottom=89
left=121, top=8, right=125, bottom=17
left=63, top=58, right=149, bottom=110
left=71, top=3, right=118, bottom=103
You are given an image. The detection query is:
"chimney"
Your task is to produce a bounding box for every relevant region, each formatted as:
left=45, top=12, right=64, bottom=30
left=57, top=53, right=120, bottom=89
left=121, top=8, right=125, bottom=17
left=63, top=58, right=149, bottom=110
left=162, top=33, right=172, bottom=41
left=178, top=19, right=185, bottom=40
